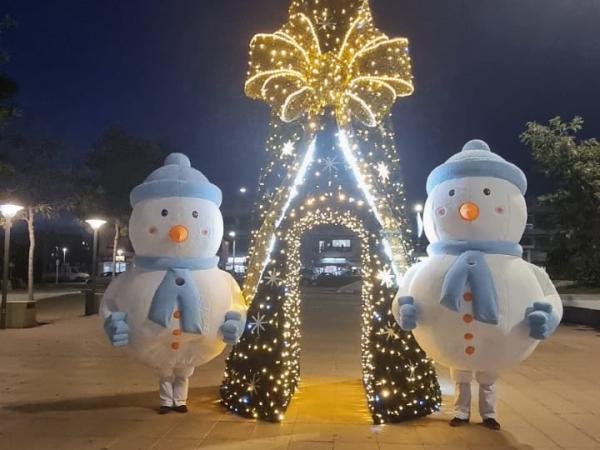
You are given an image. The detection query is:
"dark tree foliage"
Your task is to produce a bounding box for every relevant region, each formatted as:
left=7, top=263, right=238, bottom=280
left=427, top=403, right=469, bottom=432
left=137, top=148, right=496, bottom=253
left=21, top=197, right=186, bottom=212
left=520, top=117, right=600, bottom=285
left=79, top=124, right=167, bottom=220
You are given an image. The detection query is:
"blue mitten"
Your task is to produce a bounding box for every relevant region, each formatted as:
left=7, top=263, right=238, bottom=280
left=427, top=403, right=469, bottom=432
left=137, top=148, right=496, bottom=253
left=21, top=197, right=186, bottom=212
left=104, top=312, right=129, bottom=347
left=221, top=311, right=245, bottom=344
left=396, top=296, right=417, bottom=331
left=526, top=302, right=559, bottom=340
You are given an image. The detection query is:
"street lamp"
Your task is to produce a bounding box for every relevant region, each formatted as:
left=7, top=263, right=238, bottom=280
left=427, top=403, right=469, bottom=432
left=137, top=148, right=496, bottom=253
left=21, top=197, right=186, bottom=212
left=85, top=219, right=106, bottom=278
left=85, top=218, right=107, bottom=315
left=239, top=187, right=247, bottom=194
left=414, top=203, right=423, bottom=213
left=228, top=231, right=236, bottom=273
left=0, top=203, right=24, bottom=329
left=62, top=247, right=68, bottom=264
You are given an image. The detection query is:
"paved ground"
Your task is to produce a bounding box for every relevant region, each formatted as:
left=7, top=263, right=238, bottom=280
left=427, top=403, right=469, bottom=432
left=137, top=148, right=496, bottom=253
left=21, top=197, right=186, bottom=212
left=0, top=288, right=599, bottom=449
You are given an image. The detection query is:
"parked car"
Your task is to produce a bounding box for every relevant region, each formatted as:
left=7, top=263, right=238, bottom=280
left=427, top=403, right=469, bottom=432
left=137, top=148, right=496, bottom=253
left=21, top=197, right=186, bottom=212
left=300, top=267, right=318, bottom=286
left=315, top=272, right=359, bottom=288
left=42, top=265, right=90, bottom=283
left=85, top=271, right=122, bottom=288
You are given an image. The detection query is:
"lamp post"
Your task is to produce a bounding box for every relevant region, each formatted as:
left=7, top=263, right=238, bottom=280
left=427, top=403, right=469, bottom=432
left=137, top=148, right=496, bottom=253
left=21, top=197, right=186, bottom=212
left=85, top=219, right=106, bottom=315
left=228, top=231, right=236, bottom=273
left=116, top=248, right=124, bottom=275
left=62, top=247, right=68, bottom=265
left=1, top=203, right=24, bottom=329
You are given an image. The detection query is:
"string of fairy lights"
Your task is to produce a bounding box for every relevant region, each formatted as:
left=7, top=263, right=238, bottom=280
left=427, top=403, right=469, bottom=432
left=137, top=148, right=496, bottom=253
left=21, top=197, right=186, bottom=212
left=221, top=0, right=441, bottom=424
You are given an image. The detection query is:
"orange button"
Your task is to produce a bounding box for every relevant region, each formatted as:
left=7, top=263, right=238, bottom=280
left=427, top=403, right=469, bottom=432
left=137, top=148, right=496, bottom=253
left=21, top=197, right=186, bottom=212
left=172, top=329, right=182, bottom=336
left=464, top=333, right=474, bottom=340
left=171, top=342, right=180, bottom=350
left=465, top=346, right=475, bottom=355
left=463, top=314, right=473, bottom=323
left=173, top=311, right=181, bottom=319
left=463, top=292, right=473, bottom=302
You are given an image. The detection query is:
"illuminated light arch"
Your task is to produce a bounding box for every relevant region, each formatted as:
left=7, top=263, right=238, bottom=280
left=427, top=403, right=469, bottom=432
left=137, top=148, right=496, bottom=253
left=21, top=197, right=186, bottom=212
left=220, top=0, right=441, bottom=424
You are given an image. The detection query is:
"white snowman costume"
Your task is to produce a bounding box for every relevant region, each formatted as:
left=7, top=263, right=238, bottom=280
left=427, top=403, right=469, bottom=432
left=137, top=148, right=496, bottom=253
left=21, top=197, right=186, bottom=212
left=101, top=153, right=246, bottom=410
left=392, top=140, right=562, bottom=425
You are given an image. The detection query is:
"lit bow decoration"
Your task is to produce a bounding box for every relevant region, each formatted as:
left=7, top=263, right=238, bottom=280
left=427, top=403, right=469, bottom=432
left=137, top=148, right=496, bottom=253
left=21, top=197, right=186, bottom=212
left=245, top=10, right=414, bottom=127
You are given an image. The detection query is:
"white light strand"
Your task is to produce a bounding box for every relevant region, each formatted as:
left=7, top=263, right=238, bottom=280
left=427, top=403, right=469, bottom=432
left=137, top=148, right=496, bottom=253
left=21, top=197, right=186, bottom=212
left=337, top=128, right=400, bottom=278
left=254, top=137, right=317, bottom=294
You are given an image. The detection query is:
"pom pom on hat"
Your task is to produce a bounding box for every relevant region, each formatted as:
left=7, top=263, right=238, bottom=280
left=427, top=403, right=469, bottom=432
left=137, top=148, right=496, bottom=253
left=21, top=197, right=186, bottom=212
left=130, top=153, right=222, bottom=207
left=426, top=139, right=527, bottom=194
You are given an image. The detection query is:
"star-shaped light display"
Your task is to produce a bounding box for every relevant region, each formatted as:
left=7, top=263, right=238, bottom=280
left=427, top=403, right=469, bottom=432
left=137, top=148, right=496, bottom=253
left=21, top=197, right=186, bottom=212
left=376, top=161, right=390, bottom=183
left=322, top=156, right=339, bottom=173
left=377, top=268, right=395, bottom=288
left=248, top=312, right=267, bottom=336
left=246, top=373, right=261, bottom=394
left=264, top=270, right=283, bottom=286
left=378, top=323, right=399, bottom=341
left=281, top=140, right=295, bottom=157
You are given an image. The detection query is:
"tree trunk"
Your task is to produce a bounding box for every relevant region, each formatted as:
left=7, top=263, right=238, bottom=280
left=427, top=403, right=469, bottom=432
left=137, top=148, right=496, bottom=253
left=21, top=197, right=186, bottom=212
left=112, top=219, right=119, bottom=279
left=26, top=207, right=35, bottom=302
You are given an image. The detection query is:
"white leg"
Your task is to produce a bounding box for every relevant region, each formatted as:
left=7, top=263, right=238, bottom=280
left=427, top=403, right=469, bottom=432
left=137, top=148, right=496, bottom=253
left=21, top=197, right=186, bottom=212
left=159, top=376, right=174, bottom=407
left=172, top=367, right=194, bottom=407
left=451, top=368, right=473, bottom=420
left=476, top=371, right=498, bottom=420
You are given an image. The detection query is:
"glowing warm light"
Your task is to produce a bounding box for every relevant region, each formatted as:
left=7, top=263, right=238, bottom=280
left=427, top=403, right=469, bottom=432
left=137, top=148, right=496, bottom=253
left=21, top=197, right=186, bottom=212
left=0, top=204, right=24, bottom=219
left=414, top=203, right=423, bottom=213
left=244, top=1, right=413, bottom=127
left=221, top=0, right=440, bottom=425
left=85, top=219, right=107, bottom=231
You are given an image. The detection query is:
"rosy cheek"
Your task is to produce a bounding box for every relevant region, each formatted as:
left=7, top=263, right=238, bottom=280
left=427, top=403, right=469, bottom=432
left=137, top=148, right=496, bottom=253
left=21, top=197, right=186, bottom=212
left=149, top=226, right=158, bottom=235
left=495, top=207, right=505, bottom=215
left=200, top=229, right=209, bottom=237
left=437, top=207, right=447, bottom=217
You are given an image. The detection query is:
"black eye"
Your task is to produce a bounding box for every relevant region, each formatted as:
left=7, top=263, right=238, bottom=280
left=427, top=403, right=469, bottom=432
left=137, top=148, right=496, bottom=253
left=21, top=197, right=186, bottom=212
left=161, top=209, right=168, bottom=217
left=192, top=210, right=198, bottom=218
left=449, top=189, right=455, bottom=197
left=483, top=188, right=491, bottom=196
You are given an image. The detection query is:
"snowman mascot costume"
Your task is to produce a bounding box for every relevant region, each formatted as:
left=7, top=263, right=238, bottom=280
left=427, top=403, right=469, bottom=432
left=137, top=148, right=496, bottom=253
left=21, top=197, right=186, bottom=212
left=392, top=140, right=562, bottom=430
left=100, top=153, right=246, bottom=414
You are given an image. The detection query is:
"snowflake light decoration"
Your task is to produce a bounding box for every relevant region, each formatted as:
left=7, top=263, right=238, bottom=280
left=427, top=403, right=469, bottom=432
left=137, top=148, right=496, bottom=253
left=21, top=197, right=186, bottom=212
left=264, top=270, right=282, bottom=286
left=322, top=156, right=339, bottom=174
left=248, top=312, right=267, bottom=336
left=281, top=140, right=295, bottom=157
left=377, top=268, right=395, bottom=288
left=376, top=161, right=390, bottom=183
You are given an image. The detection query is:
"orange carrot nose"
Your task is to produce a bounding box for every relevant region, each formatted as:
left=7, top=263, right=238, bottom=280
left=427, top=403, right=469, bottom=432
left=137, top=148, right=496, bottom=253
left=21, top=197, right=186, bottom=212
left=459, top=202, right=480, bottom=221
left=169, top=225, right=189, bottom=243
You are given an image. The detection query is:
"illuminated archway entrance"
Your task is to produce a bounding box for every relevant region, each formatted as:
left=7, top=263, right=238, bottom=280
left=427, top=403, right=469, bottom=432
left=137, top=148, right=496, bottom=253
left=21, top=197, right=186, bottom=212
left=285, top=212, right=371, bottom=421
left=221, top=207, right=441, bottom=423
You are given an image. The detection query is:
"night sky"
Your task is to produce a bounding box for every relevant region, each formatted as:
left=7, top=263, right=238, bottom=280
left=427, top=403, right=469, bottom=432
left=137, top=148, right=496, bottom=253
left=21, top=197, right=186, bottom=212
left=3, top=0, right=600, bottom=206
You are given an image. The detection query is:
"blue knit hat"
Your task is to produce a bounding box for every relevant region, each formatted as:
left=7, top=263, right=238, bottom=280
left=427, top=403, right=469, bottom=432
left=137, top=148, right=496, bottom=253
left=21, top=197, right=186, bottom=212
left=426, top=139, right=527, bottom=195
left=130, top=153, right=222, bottom=207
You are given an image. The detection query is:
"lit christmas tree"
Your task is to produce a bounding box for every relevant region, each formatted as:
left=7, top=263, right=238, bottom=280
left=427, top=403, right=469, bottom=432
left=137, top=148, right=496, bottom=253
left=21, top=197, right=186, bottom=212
left=220, top=0, right=441, bottom=423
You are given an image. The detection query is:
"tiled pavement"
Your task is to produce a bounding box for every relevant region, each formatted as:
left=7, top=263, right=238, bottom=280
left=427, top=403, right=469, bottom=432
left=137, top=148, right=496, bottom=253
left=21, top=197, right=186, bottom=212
left=0, top=289, right=599, bottom=449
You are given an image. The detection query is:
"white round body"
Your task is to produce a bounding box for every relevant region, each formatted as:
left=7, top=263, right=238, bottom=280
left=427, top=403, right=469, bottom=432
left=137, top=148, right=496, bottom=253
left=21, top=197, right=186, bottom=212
left=104, top=267, right=242, bottom=376
left=407, top=254, right=550, bottom=371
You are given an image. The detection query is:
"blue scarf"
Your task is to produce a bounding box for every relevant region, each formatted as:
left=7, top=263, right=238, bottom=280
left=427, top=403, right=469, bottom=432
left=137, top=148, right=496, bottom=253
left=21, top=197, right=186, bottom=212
left=428, top=240, right=523, bottom=325
left=135, top=255, right=219, bottom=334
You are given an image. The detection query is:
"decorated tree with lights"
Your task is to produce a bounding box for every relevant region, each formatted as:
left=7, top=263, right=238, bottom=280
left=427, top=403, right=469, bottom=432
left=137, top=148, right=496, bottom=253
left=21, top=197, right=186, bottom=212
left=220, top=0, right=441, bottom=424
